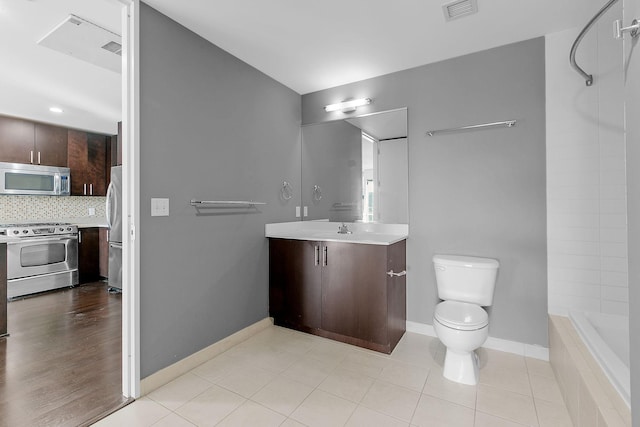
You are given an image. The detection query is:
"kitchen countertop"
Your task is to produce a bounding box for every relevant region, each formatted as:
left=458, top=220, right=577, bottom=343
left=265, top=221, right=408, bottom=246
left=65, top=217, right=109, bottom=228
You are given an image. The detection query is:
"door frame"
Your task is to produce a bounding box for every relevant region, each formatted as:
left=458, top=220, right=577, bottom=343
left=116, top=0, right=140, bottom=398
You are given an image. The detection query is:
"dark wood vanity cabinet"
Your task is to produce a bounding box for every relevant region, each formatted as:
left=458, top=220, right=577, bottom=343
left=270, top=239, right=322, bottom=330
left=269, top=238, right=406, bottom=353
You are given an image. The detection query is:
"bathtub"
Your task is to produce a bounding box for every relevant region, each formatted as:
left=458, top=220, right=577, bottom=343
left=569, top=311, right=630, bottom=408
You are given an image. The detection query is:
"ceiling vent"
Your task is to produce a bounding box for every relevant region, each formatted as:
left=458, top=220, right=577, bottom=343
left=102, top=41, right=122, bottom=56
left=37, top=14, right=122, bottom=73
left=442, top=0, right=478, bottom=21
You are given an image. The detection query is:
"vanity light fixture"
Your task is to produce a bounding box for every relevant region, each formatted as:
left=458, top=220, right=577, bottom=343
left=49, top=107, right=64, bottom=113
left=324, top=98, right=371, bottom=113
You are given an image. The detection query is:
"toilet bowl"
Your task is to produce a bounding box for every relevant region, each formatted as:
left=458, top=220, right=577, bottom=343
left=432, top=254, right=499, bottom=386
left=433, top=300, right=489, bottom=385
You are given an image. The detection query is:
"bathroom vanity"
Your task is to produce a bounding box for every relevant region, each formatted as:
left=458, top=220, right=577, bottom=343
left=266, top=222, right=408, bottom=353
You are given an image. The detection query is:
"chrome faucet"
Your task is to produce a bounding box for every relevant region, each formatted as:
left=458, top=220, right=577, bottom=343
left=337, top=223, right=352, bottom=234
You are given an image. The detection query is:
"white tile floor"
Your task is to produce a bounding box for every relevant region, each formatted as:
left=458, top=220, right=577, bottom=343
left=94, top=326, right=573, bottom=427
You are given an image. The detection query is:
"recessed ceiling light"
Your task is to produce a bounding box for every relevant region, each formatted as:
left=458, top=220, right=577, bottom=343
left=49, top=107, right=64, bottom=113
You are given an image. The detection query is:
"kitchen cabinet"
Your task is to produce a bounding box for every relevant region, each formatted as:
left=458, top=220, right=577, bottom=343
left=67, top=129, right=107, bottom=196
left=34, top=123, right=68, bottom=166
left=116, top=121, right=122, bottom=166
left=78, top=228, right=100, bottom=284
left=269, top=238, right=406, bottom=353
left=0, top=116, right=67, bottom=166
left=99, top=228, right=109, bottom=278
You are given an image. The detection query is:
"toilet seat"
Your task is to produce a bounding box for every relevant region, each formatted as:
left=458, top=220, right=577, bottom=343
left=434, top=301, right=488, bottom=331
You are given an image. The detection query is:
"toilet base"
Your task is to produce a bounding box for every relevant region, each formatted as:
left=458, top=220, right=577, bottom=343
left=442, top=348, right=480, bottom=385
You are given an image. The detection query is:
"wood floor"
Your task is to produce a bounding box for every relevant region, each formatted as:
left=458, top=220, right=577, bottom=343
left=0, top=282, right=127, bottom=427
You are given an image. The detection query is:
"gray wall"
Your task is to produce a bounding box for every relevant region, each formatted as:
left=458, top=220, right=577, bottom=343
left=302, top=121, right=362, bottom=222
left=139, top=3, right=301, bottom=377
left=302, top=38, right=548, bottom=346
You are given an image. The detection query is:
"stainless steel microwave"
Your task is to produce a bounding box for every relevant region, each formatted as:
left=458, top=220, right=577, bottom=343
left=0, top=162, right=70, bottom=196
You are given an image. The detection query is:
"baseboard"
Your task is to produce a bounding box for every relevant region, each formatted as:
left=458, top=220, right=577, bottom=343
left=140, top=317, right=273, bottom=396
left=405, top=320, right=549, bottom=361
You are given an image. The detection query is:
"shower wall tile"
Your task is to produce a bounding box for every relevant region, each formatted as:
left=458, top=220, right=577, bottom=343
left=601, top=301, right=629, bottom=317
left=600, top=227, right=627, bottom=243
left=601, top=271, right=627, bottom=287
left=600, top=257, right=628, bottom=273
left=601, top=286, right=629, bottom=303
left=546, top=18, right=628, bottom=317
left=600, top=242, right=627, bottom=258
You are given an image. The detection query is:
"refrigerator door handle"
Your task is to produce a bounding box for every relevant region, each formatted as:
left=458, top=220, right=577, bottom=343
left=106, top=181, right=114, bottom=229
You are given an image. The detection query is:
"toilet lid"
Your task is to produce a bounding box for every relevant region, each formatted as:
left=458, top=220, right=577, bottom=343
left=434, top=301, right=488, bottom=331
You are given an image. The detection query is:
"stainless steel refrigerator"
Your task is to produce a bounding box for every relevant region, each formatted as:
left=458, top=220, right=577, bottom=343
left=106, top=166, right=122, bottom=290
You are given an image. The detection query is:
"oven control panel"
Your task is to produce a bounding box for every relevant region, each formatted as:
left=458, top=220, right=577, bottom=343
left=0, top=223, right=78, bottom=237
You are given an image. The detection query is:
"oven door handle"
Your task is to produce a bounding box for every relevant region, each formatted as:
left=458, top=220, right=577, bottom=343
left=7, top=235, right=78, bottom=245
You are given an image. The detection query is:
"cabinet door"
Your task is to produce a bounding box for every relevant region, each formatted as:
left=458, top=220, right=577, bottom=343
left=78, top=228, right=100, bottom=284
left=0, top=115, right=34, bottom=164
left=67, top=130, right=107, bottom=196
left=386, top=240, right=407, bottom=349
left=35, top=123, right=67, bottom=166
left=68, top=129, right=89, bottom=195
left=99, top=228, right=109, bottom=278
left=269, top=239, right=322, bottom=329
left=116, top=121, right=122, bottom=166
left=321, top=242, right=388, bottom=343
left=87, top=133, right=107, bottom=195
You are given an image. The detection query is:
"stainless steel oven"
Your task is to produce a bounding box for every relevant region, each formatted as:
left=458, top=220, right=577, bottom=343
left=1, top=223, right=79, bottom=299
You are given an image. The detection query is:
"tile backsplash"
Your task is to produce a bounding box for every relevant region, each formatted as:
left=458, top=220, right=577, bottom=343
left=0, top=195, right=106, bottom=222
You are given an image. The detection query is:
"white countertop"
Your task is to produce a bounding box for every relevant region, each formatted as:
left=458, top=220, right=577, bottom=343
left=64, top=217, right=109, bottom=228
left=265, top=221, right=408, bottom=246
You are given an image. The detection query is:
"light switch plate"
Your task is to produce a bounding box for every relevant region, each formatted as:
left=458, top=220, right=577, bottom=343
left=303, top=206, right=308, bottom=217
left=151, top=198, right=170, bottom=216
left=295, top=206, right=301, bottom=217
left=88, top=207, right=96, bottom=216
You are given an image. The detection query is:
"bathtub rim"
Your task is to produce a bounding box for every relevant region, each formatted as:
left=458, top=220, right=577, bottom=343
left=568, top=310, right=630, bottom=408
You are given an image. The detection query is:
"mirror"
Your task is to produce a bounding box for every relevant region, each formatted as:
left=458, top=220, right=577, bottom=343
left=301, top=108, right=408, bottom=223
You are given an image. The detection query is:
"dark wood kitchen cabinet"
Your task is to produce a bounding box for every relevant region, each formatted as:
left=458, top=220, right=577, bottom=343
left=78, top=227, right=100, bottom=284
left=269, top=238, right=406, bottom=353
left=34, top=123, right=68, bottom=166
left=67, top=129, right=107, bottom=196
left=99, top=228, right=109, bottom=278
left=0, top=116, right=67, bottom=166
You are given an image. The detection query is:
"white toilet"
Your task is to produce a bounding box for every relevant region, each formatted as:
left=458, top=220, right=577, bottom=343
left=432, top=254, right=499, bottom=385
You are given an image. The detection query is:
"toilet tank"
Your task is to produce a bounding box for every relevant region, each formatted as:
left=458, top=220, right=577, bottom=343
left=433, top=254, right=499, bottom=306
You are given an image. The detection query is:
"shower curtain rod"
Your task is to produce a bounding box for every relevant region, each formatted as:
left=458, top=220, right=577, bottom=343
left=570, top=0, right=619, bottom=86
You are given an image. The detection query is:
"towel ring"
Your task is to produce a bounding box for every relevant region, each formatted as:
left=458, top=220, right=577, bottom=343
left=281, top=181, right=293, bottom=200
left=313, top=185, right=322, bottom=201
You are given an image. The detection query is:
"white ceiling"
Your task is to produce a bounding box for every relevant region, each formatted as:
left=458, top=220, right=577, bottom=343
left=1, top=0, right=590, bottom=135
left=0, top=0, right=121, bottom=134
